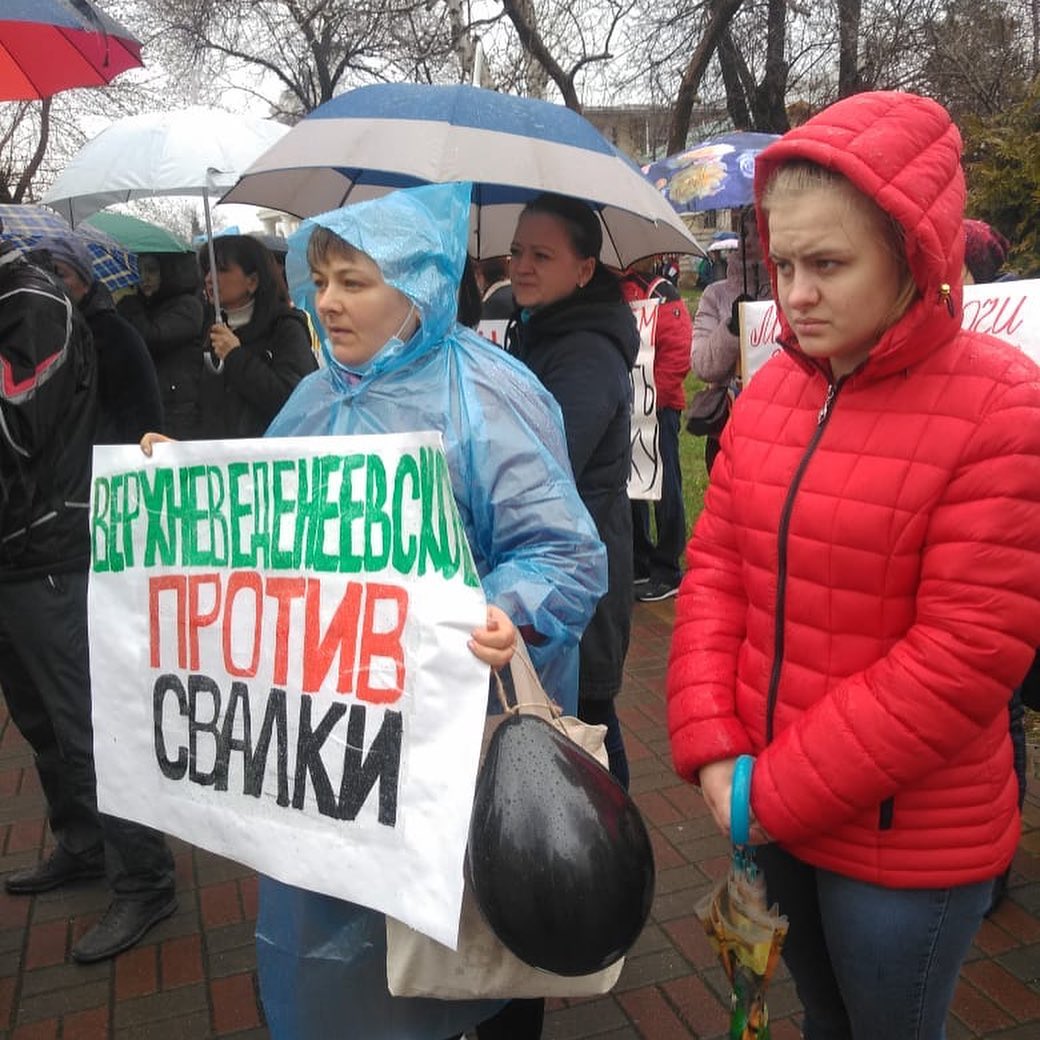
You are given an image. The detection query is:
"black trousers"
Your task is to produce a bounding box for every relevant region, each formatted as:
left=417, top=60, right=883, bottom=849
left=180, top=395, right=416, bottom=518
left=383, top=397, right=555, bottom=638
left=0, top=571, right=174, bottom=898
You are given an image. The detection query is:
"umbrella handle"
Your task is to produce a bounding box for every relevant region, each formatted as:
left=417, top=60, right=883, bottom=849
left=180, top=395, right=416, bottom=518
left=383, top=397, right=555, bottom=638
left=731, top=754, right=754, bottom=846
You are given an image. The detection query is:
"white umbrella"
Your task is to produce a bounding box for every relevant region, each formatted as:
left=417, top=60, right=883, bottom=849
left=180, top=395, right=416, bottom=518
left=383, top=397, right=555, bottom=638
left=220, top=84, right=704, bottom=268
left=42, top=106, right=290, bottom=314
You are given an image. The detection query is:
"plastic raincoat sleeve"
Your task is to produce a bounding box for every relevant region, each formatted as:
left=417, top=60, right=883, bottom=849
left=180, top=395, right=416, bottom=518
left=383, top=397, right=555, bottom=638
left=449, top=326, right=608, bottom=659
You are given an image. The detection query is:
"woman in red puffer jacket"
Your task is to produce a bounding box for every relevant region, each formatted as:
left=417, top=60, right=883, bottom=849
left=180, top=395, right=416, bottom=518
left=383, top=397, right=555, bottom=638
left=667, top=90, right=1040, bottom=1039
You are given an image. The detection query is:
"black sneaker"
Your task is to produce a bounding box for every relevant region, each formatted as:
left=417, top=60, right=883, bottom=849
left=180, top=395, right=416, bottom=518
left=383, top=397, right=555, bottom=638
left=632, top=577, right=651, bottom=600
left=71, top=892, right=178, bottom=963
left=636, top=579, right=680, bottom=602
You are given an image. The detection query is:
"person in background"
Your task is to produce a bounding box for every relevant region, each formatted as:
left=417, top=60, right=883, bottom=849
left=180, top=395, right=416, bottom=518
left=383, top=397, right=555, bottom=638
left=218, top=180, right=606, bottom=1040
left=619, top=256, right=692, bottom=602
left=668, top=90, right=1040, bottom=1039
left=963, top=218, right=1012, bottom=284
left=960, top=216, right=1025, bottom=916
left=506, top=192, right=638, bottom=792
left=195, top=235, right=317, bottom=439
left=0, top=233, right=176, bottom=964
left=475, top=255, right=513, bottom=320
left=38, top=236, right=163, bottom=445
left=690, top=210, right=771, bottom=472
left=118, top=252, right=206, bottom=439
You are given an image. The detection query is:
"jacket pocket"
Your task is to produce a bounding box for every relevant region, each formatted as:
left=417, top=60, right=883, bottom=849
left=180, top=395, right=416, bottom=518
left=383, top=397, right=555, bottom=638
left=878, top=797, right=894, bottom=830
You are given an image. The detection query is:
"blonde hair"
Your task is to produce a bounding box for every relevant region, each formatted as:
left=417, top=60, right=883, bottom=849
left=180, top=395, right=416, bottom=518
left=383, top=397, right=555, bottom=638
left=761, top=162, right=919, bottom=330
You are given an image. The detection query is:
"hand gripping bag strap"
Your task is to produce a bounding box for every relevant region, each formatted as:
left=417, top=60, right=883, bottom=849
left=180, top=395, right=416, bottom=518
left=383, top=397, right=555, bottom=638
left=385, top=639, right=624, bottom=999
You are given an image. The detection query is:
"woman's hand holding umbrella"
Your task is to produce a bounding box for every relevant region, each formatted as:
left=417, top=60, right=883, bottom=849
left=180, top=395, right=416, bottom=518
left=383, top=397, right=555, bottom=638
left=209, top=322, right=241, bottom=361
left=701, top=758, right=771, bottom=845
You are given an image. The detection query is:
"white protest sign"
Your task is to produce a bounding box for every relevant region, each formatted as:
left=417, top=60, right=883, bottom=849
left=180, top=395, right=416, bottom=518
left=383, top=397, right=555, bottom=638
left=627, top=299, right=662, bottom=501
left=740, top=280, right=1040, bottom=383
left=88, top=432, right=489, bottom=948
left=477, top=304, right=663, bottom=501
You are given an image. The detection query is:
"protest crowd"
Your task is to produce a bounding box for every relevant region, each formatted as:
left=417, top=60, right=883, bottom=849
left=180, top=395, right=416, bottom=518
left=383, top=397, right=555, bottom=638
left=2, top=5, right=1040, bottom=1039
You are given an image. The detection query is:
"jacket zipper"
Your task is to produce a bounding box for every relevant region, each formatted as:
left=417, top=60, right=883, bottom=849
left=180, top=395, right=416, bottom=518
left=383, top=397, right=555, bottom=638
left=764, top=379, right=841, bottom=744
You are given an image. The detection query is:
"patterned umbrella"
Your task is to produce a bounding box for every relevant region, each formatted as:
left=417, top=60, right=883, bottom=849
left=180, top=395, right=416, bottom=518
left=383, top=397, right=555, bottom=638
left=0, top=203, right=138, bottom=290
left=644, top=132, right=781, bottom=214
left=0, top=0, right=143, bottom=100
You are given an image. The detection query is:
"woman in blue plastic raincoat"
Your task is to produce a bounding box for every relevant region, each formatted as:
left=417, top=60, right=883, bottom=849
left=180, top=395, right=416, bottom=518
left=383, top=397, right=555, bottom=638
left=254, top=181, right=608, bottom=1040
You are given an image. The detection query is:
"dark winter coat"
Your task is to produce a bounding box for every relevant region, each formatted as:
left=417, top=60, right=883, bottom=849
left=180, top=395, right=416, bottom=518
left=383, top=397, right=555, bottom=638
left=195, top=304, right=317, bottom=439
left=79, top=281, right=163, bottom=445
left=117, top=254, right=206, bottom=440
left=507, top=268, right=639, bottom=700
left=0, top=247, right=96, bottom=578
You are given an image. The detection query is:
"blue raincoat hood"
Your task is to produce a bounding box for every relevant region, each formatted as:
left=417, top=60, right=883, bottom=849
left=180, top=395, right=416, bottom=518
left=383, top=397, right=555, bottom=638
left=272, top=182, right=606, bottom=716
left=286, top=181, right=469, bottom=386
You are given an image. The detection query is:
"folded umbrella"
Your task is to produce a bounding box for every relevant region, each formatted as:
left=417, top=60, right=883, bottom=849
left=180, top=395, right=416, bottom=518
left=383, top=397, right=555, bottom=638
left=696, top=756, right=788, bottom=1039
left=221, top=83, right=704, bottom=269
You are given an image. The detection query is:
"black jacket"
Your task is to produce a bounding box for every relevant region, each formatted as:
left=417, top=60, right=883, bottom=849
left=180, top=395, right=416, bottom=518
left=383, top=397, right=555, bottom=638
left=507, top=269, right=639, bottom=700
left=195, top=305, right=317, bottom=439
left=0, top=247, right=96, bottom=578
left=80, top=281, right=163, bottom=445
left=118, top=254, right=206, bottom=440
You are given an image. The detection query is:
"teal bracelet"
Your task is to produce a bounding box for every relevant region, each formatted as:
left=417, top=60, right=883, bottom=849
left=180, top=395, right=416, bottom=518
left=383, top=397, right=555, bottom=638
left=731, top=755, right=754, bottom=846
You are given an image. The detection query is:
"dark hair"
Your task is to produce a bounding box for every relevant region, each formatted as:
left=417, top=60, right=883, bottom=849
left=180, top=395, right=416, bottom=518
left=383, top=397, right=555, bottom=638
left=457, top=256, right=482, bottom=328
left=198, top=234, right=288, bottom=327
left=520, top=193, right=603, bottom=260
left=478, top=256, right=509, bottom=286
left=140, top=251, right=200, bottom=301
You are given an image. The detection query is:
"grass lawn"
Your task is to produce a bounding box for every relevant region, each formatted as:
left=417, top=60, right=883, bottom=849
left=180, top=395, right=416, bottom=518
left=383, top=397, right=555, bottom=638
left=678, top=288, right=710, bottom=540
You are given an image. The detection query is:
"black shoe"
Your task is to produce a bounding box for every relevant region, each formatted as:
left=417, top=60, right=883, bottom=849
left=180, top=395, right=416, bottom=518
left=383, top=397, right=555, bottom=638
left=636, top=579, right=680, bottom=602
left=71, top=893, right=177, bottom=963
left=632, top=576, right=651, bottom=599
left=5, top=846, right=105, bottom=895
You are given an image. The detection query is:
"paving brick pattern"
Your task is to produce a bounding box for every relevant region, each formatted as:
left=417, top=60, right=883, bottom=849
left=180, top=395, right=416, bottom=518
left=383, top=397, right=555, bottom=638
left=1, top=598, right=1038, bottom=1038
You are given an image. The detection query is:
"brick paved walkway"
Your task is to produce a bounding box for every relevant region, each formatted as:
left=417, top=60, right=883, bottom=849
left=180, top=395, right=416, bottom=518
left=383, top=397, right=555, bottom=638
left=1, top=598, right=1039, bottom=1038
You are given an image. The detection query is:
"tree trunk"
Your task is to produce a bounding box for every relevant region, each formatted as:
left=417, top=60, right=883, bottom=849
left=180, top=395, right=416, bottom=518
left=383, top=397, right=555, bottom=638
left=667, top=0, right=745, bottom=153
left=15, top=99, right=50, bottom=203
left=750, top=0, right=789, bottom=131
left=838, top=0, right=862, bottom=97
left=717, top=27, right=753, bottom=129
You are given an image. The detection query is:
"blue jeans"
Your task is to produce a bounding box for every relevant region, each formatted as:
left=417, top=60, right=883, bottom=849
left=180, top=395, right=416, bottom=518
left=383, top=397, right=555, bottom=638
left=756, top=844, right=991, bottom=1039
left=632, top=407, right=685, bottom=586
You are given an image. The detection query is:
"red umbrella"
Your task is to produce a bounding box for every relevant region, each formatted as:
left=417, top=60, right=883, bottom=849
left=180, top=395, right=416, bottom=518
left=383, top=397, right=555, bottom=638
left=0, top=0, right=143, bottom=100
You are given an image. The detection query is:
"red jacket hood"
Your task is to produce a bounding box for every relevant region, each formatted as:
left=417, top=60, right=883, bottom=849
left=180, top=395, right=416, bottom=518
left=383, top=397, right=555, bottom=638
left=753, top=91, right=966, bottom=382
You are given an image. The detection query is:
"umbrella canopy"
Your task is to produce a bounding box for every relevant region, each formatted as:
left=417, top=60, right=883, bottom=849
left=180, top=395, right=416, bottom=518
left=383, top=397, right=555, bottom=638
left=42, top=106, right=291, bottom=315
left=0, top=0, right=143, bottom=101
left=220, top=83, right=703, bottom=268
left=645, top=131, right=781, bottom=214
left=0, top=202, right=138, bottom=290
left=41, top=107, right=291, bottom=225
left=83, top=210, right=192, bottom=254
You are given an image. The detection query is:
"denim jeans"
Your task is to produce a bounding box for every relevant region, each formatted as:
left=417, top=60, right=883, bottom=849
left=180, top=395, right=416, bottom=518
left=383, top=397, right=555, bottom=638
left=755, top=844, right=991, bottom=1039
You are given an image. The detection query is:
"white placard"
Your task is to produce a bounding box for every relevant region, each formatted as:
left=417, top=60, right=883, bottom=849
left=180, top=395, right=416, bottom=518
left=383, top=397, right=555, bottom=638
left=740, top=280, right=1040, bottom=384
left=88, top=432, right=489, bottom=949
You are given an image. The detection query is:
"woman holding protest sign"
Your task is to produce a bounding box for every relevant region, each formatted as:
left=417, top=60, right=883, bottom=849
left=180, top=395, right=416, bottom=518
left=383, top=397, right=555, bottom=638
left=668, top=91, right=1040, bottom=1038
left=239, top=181, right=606, bottom=1040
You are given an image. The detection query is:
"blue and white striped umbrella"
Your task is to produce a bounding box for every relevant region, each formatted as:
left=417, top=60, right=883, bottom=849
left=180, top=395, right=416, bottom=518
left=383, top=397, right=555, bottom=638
left=0, top=202, right=138, bottom=290
left=221, top=83, right=703, bottom=268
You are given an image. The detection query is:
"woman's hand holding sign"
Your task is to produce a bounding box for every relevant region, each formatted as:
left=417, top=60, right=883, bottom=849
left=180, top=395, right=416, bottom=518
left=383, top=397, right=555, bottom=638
left=469, top=605, right=515, bottom=670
